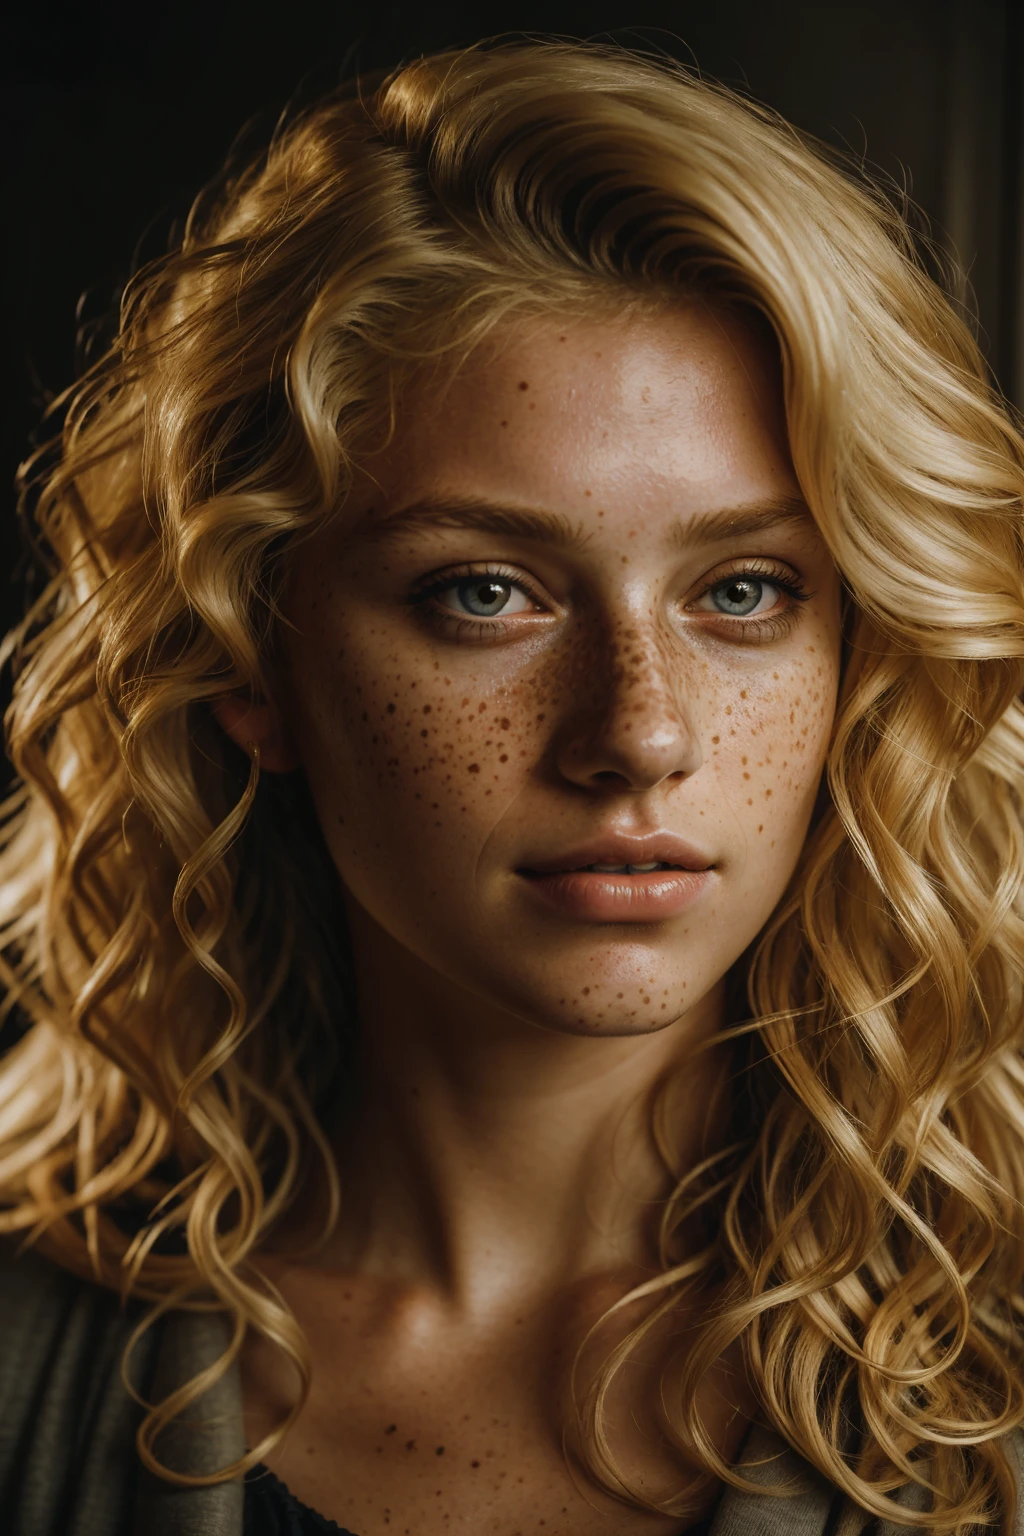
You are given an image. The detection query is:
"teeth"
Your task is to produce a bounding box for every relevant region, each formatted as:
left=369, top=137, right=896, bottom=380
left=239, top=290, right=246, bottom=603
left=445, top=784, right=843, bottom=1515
left=587, top=862, right=672, bottom=874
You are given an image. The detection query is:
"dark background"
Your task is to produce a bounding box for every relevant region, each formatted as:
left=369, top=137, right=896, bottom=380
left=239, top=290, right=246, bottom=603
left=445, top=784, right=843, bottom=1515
left=3, top=0, right=1022, bottom=657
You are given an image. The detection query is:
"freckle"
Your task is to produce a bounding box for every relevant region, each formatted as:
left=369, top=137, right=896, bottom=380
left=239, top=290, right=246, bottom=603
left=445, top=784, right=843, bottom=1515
left=500, top=419, right=508, bottom=427
left=711, top=735, right=720, bottom=744
left=423, top=705, right=432, bottom=713
left=421, top=729, right=429, bottom=737
left=467, top=763, right=480, bottom=773
left=536, top=713, right=545, bottom=721
left=725, top=705, right=732, bottom=715
left=584, top=489, right=591, bottom=497
left=406, top=1440, right=416, bottom=1450
left=758, top=824, right=763, bottom=833
left=740, top=689, right=747, bottom=698
left=518, top=380, right=529, bottom=390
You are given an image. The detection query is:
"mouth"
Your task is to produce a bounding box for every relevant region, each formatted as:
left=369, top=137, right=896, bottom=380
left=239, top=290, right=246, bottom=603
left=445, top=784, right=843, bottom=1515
left=515, top=833, right=715, bottom=923
left=535, top=860, right=684, bottom=875
left=519, top=834, right=713, bottom=879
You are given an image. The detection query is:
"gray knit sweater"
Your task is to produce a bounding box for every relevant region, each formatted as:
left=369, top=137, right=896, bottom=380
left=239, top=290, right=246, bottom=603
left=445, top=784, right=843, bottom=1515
left=0, top=1243, right=1019, bottom=1535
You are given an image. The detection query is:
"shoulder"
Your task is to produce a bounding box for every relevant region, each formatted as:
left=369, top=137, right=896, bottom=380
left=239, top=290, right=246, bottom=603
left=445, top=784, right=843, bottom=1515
left=0, top=1239, right=156, bottom=1536
left=712, top=1421, right=1024, bottom=1536
left=0, top=1240, right=247, bottom=1535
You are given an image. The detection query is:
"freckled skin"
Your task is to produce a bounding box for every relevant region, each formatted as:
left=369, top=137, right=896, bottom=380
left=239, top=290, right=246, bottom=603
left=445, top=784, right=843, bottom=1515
left=227, top=305, right=842, bottom=1536
left=276, top=309, right=840, bottom=1040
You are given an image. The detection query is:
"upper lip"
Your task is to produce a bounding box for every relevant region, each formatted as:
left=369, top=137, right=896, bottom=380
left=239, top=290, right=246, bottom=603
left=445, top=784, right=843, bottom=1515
left=519, top=832, right=714, bottom=876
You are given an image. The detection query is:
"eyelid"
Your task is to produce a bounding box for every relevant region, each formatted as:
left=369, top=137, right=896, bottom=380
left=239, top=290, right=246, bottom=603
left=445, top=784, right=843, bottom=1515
left=686, top=557, right=811, bottom=606
left=410, top=561, right=550, bottom=613
left=407, top=556, right=811, bottom=644
left=681, top=559, right=813, bottom=648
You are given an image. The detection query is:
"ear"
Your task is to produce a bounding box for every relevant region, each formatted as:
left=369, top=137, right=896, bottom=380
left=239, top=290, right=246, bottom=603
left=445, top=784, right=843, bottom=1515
left=211, top=693, right=302, bottom=773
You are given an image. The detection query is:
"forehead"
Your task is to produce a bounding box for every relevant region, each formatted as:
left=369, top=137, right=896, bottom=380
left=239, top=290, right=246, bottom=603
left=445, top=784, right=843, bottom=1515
left=359, top=303, right=795, bottom=530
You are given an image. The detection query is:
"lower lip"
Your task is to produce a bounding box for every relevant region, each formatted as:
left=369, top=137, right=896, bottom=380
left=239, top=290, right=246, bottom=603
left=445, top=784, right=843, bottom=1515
left=518, top=868, right=713, bottom=922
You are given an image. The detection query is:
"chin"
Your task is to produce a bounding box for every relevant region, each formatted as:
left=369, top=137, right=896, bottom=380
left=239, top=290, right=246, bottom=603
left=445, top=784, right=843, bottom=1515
left=549, top=1013, right=684, bottom=1039
left=508, top=988, right=696, bottom=1039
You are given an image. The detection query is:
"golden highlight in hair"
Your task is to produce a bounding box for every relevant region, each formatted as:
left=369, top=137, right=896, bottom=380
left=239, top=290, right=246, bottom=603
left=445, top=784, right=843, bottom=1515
left=2, top=38, right=1024, bottom=1532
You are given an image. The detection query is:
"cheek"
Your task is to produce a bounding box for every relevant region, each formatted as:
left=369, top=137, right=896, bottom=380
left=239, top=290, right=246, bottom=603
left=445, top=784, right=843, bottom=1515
left=284, top=608, right=564, bottom=885
left=705, top=645, right=837, bottom=847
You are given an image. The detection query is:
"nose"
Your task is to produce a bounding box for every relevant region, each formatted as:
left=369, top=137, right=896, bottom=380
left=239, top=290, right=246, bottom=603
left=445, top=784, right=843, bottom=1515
left=553, top=622, right=703, bottom=793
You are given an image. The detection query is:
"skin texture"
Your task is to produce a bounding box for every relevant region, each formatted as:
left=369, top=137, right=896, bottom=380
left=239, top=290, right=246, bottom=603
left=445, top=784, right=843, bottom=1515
left=220, top=303, right=843, bottom=1534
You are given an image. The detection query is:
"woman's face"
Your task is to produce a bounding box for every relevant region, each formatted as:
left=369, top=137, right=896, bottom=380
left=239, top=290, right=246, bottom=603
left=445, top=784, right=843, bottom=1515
left=276, top=303, right=842, bottom=1036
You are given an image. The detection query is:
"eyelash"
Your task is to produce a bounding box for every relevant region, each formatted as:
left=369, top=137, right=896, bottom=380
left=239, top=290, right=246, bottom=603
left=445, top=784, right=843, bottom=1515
left=696, top=558, right=813, bottom=645
left=409, top=559, right=812, bottom=643
left=408, top=562, right=546, bottom=642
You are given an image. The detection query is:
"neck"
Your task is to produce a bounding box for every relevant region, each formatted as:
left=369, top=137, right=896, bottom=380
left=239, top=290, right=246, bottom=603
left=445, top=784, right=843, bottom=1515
left=313, top=905, right=730, bottom=1316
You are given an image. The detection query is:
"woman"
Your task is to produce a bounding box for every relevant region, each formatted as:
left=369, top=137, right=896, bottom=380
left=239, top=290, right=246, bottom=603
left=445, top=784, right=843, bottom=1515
left=2, top=36, right=1023, bottom=1536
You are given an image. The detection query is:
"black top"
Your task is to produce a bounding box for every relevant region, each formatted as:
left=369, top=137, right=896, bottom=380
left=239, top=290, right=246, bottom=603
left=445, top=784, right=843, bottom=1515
left=244, top=1464, right=356, bottom=1535
left=243, top=1462, right=716, bottom=1536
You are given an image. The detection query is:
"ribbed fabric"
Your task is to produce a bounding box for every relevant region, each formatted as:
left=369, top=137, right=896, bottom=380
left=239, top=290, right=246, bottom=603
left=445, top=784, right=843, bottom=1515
left=0, top=1242, right=157, bottom=1535
left=133, top=1308, right=246, bottom=1536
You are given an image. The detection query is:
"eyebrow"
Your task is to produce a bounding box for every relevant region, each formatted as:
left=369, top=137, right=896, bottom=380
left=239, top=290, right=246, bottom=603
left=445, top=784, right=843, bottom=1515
left=357, top=491, right=815, bottom=550
left=668, top=494, right=816, bottom=549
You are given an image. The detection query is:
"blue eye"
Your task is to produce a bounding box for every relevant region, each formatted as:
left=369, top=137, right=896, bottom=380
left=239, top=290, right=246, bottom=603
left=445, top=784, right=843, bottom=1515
left=437, top=576, right=533, bottom=618
left=707, top=577, right=777, bottom=616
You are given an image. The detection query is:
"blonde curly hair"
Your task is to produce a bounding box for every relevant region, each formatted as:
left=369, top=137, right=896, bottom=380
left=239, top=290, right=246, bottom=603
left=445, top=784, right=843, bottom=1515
left=3, top=37, right=1024, bottom=1533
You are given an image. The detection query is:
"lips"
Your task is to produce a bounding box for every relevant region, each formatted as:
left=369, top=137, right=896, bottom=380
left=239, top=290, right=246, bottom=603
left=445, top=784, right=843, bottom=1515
left=515, top=832, right=715, bottom=923
left=519, top=832, right=713, bottom=878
